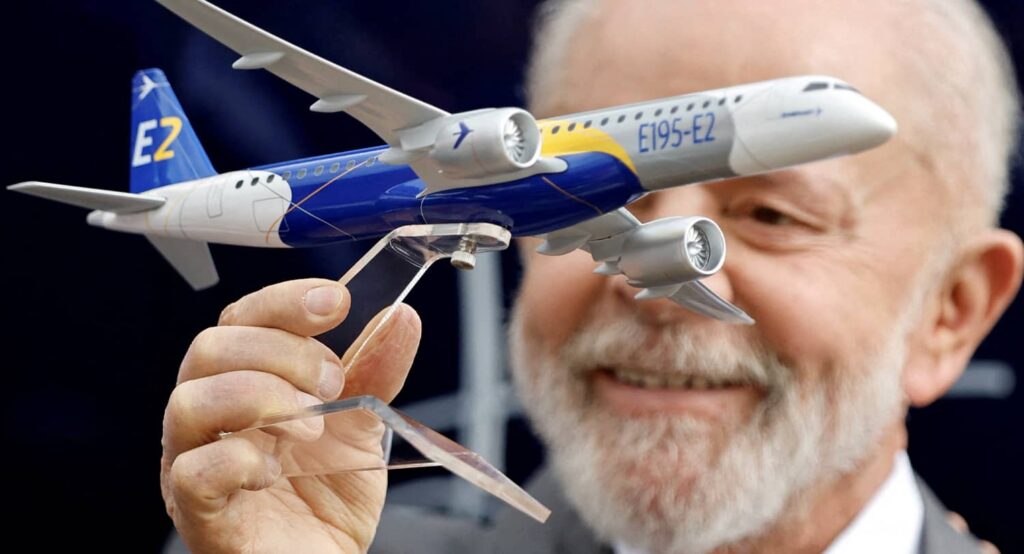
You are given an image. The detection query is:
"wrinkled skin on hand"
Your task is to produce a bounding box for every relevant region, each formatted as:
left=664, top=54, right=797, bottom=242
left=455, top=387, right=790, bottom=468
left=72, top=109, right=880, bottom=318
left=160, top=278, right=421, bottom=553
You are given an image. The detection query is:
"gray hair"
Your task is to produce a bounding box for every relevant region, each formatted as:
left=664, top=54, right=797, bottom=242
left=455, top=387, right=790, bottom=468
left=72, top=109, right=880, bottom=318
left=525, top=0, right=1021, bottom=227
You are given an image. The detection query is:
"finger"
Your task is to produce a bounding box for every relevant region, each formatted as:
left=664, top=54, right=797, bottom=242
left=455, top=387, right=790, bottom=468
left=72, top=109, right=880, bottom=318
left=979, top=540, right=1000, bottom=554
left=341, top=303, right=422, bottom=402
left=947, top=511, right=968, bottom=534
left=163, top=370, right=324, bottom=461
left=169, top=437, right=281, bottom=517
left=179, top=326, right=344, bottom=400
left=218, top=278, right=350, bottom=337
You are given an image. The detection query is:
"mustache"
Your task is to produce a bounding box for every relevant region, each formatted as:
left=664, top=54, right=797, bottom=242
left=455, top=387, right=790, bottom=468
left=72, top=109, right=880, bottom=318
left=557, top=316, right=785, bottom=389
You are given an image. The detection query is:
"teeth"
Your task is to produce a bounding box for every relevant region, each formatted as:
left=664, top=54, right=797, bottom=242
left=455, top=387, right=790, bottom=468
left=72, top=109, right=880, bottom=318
left=610, top=369, right=736, bottom=390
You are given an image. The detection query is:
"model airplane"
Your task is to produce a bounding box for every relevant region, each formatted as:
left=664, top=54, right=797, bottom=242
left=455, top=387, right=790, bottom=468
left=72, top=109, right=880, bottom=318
left=8, top=0, right=896, bottom=325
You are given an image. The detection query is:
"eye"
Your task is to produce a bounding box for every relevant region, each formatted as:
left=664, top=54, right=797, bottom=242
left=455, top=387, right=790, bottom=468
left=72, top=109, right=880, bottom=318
left=749, top=205, right=794, bottom=226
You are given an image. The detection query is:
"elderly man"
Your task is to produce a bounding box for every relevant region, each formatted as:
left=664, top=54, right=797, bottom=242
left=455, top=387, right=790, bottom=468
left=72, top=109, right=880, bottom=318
left=160, top=0, right=1022, bottom=552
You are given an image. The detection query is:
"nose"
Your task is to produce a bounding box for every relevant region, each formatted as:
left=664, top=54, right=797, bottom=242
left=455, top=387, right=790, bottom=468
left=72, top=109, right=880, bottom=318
left=611, top=269, right=740, bottom=326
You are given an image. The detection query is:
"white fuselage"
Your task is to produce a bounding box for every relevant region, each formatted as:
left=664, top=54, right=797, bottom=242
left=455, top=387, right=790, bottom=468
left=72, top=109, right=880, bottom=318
left=88, top=169, right=291, bottom=247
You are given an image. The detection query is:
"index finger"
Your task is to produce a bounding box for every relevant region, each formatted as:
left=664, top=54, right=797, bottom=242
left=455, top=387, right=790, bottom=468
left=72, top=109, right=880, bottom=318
left=218, top=278, right=350, bottom=337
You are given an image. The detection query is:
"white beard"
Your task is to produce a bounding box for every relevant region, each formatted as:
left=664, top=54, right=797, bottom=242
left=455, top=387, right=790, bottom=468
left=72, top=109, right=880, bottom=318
left=508, top=309, right=907, bottom=554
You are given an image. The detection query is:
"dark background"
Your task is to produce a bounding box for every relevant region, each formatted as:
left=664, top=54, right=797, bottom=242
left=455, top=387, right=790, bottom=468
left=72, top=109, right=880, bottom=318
left=3, top=1, right=1021, bottom=551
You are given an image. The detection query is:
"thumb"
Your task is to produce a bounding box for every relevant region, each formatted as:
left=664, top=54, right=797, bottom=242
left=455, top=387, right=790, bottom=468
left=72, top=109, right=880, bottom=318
left=340, top=303, right=421, bottom=402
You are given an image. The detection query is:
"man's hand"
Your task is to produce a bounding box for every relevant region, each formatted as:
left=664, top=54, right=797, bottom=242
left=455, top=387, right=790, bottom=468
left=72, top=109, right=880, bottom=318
left=160, top=278, right=421, bottom=553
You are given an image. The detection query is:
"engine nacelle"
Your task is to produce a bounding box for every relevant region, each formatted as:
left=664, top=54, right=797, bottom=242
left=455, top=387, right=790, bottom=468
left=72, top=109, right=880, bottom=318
left=431, top=108, right=542, bottom=179
left=618, top=217, right=726, bottom=287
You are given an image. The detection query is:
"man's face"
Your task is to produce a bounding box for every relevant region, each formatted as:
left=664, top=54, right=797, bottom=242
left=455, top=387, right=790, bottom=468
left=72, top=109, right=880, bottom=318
left=510, top=0, right=947, bottom=551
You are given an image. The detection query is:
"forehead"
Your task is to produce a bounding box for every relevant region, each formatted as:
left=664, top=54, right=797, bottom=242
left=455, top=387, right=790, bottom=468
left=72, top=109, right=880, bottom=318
left=546, top=0, right=940, bottom=216
left=553, top=0, right=904, bottom=113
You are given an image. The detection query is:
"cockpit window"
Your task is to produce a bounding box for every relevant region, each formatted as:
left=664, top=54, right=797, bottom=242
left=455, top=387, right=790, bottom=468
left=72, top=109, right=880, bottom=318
left=803, top=82, right=829, bottom=92
left=834, top=83, right=861, bottom=93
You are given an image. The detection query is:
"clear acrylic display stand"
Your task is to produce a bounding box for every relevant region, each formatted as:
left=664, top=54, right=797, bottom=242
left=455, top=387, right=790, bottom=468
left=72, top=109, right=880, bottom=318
left=222, top=223, right=551, bottom=523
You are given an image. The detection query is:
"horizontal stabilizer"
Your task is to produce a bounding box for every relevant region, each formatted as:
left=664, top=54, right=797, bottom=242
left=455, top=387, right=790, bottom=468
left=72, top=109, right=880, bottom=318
left=8, top=182, right=165, bottom=213
left=146, top=235, right=220, bottom=290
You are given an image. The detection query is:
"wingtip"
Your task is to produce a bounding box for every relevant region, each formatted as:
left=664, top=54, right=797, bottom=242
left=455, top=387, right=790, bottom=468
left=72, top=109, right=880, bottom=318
left=192, top=277, right=221, bottom=291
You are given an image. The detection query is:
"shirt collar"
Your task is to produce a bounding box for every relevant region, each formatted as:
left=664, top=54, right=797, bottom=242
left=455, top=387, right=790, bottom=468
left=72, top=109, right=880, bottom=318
left=825, top=450, right=924, bottom=554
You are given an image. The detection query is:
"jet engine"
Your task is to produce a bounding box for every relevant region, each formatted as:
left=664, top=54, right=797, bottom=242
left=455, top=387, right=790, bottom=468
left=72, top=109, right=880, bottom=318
left=431, top=108, right=542, bottom=179
left=617, top=217, right=726, bottom=287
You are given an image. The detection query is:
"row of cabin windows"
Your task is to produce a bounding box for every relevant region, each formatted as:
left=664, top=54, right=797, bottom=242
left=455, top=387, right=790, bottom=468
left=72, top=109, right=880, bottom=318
left=233, top=157, right=376, bottom=188
left=544, top=95, right=743, bottom=135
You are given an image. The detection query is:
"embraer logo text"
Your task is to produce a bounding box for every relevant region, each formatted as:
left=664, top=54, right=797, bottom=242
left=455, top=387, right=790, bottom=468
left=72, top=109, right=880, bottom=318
left=132, top=116, right=183, bottom=167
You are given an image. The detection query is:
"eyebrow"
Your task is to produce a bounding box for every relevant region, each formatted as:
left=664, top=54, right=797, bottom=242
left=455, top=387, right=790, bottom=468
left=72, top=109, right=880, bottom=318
left=741, top=170, right=857, bottom=222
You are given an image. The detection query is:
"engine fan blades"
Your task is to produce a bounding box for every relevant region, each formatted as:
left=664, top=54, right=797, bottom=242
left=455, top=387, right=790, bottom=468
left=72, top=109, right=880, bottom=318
left=685, top=225, right=712, bottom=270
left=503, top=118, right=528, bottom=162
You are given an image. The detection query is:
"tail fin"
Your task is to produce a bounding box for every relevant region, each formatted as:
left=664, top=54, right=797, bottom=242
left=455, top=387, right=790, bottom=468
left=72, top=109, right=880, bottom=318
left=130, top=68, right=216, bottom=193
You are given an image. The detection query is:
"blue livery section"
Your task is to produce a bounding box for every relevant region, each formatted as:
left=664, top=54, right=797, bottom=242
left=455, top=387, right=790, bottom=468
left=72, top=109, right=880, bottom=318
left=129, top=69, right=216, bottom=193
left=250, top=150, right=644, bottom=248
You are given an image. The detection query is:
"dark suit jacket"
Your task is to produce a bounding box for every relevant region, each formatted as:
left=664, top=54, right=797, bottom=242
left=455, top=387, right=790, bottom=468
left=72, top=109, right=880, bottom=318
left=164, top=468, right=986, bottom=553
left=370, top=468, right=986, bottom=554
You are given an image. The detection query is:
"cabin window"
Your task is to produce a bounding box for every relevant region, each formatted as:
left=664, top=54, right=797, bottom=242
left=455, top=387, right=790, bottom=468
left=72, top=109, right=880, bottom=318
left=702, top=100, right=711, bottom=108
left=735, top=95, right=743, bottom=103
left=313, top=165, right=325, bottom=176
left=687, top=103, right=695, bottom=111
left=670, top=106, right=679, bottom=114
left=552, top=125, right=560, bottom=134
left=600, top=117, right=609, bottom=126
left=583, top=120, right=592, bottom=129
left=346, top=160, right=356, bottom=170
left=718, top=98, right=726, bottom=106
left=367, top=156, right=376, bottom=166
left=282, top=171, right=292, bottom=180
left=568, top=122, right=577, bottom=131
left=296, top=168, right=307, bottom=179
left=654, top=108, right=663, bottom=116
left=634, top=111, right=643, bottom=120
left=267, top=174, right=275, bottom=183
left=251, top=177, right=259, bottom=186
left=329, top=162, right=340, bottom=173
left=235, top=180, right=243, bottom=189
left=803, top=82, right=829, bottom=92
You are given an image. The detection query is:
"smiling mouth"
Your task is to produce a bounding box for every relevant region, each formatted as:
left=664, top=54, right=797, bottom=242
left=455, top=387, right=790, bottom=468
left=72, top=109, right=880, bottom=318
left=598, top=367, right=756, bottom=391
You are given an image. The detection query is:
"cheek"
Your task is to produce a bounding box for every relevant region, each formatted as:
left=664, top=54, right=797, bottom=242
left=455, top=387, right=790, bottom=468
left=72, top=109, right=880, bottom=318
left=727, top=248, right=898, bottom=372
left=517, top=248, right=607, bottom=355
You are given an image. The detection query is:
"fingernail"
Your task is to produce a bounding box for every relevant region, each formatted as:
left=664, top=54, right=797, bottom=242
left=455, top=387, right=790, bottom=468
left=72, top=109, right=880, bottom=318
left=295, top=391, right=325, bottom=433
left=318, top=359, right=344, bottom=399
left=304, top=286, right=343, bottom=316
left=264, top=453, right=282, bottom=482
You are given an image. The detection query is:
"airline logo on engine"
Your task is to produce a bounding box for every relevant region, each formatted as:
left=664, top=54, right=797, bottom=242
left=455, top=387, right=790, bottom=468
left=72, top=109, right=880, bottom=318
left=452, top=121, right=473, bottom=150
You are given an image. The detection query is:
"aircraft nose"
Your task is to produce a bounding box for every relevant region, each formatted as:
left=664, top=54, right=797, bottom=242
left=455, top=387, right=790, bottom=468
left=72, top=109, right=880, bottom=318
left=728, top=84, right=898, bottom=175
left=844, top=96, right=897, bottom=152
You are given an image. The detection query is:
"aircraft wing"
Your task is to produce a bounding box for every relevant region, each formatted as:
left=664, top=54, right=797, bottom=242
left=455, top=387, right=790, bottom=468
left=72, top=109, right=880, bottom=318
left=156, top=0, right=449, bottom=146
left=537, top=208, right=754, bottom=324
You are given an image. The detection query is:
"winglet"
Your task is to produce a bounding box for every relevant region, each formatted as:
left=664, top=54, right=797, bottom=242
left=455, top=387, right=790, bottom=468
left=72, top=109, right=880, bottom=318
left=667, top=281, right=755, bottom=325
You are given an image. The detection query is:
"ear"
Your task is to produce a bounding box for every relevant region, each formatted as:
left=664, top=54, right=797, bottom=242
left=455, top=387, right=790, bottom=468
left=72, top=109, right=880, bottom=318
left=903, top=229, right=1023, bottom=406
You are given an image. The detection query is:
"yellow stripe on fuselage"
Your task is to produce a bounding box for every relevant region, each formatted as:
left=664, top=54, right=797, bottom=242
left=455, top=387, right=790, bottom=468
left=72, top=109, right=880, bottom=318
left=539, top=118, right=637, bottom=174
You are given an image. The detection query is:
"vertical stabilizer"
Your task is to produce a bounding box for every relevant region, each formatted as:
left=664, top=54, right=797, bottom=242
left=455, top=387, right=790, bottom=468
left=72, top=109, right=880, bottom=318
left=129, top=68, right=216, bottom=192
